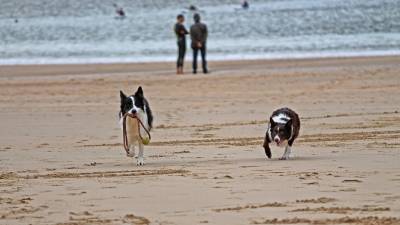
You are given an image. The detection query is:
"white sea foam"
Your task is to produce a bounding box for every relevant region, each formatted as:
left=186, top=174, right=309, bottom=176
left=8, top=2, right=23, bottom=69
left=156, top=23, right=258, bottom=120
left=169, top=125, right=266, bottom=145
left=1, top=50, right=400, bottom=66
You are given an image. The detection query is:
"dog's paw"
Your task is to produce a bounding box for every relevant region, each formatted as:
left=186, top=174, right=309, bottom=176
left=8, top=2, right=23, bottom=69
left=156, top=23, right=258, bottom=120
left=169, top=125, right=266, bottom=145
left=279, top=156, right=289, bottom=160
left=137, top=157, right=145, bottom=166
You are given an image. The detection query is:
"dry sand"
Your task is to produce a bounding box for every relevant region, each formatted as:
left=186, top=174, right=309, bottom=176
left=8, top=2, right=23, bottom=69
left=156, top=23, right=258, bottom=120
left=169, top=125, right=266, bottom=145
left=0, top=56, right=400, bottom=225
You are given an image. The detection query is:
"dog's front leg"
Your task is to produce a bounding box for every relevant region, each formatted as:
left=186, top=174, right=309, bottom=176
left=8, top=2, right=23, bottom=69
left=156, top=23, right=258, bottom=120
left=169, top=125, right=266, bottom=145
left=263, top=132, right=272, bottom=159
left=127, top=145, right=135, bottom=158
left=137, top=143, right=145, bottom=166
left=280, top=145, right=291, bottom=160
left=263, top=141, right=271, bottom=159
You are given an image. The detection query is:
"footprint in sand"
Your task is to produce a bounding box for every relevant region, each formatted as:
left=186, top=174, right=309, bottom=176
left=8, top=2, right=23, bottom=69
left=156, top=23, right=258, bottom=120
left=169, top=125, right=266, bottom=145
left=295, top=197, right=336, bottom=204
left=124, top=214, right=150, bottom=225
left=340, top=188, right=357, bottom=192
left=213, top=175, right=233, bottom=179
left=36, top=143, right=49, bottom=148
left=69, top=211, right=92, bottom=216
left=342, top=179, right=363, bottom=183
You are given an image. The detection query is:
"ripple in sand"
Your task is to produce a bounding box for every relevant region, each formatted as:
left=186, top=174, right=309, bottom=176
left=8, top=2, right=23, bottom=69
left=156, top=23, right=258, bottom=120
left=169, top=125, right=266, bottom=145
left=213, top=202, right=287, bottom=212
left=1, top=169, right=189, bottom=180
left=251, top=216, right=400, bottom=225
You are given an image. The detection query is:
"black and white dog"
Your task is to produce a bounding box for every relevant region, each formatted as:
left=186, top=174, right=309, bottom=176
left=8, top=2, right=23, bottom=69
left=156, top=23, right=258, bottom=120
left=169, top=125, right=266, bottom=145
left=263, top=108, right=300, bottom=160
left=119, top=86, right=153, bottom=165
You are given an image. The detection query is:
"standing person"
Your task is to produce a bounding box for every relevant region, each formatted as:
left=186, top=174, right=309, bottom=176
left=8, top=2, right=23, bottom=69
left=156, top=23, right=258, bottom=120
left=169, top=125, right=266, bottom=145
left=174, top=14, right=189, bottom=75
left=190, top=13, right=208, bottom=74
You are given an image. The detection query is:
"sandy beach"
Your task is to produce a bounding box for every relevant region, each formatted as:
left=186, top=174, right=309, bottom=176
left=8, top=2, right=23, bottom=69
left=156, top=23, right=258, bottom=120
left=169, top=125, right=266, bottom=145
left=0, top=56, right=400, bottom=225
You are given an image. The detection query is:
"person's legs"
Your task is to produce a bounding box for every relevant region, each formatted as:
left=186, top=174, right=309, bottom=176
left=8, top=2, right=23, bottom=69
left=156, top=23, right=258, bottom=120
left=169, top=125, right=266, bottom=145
left=177, top=42, right=185, bottom=74
left=181, top=44, right=186, bottom=74
left=192, top=48, right=198, bottom=74
left=200, top=45, right=208, bottom=73
left=180, top=44, right=186, bottom=74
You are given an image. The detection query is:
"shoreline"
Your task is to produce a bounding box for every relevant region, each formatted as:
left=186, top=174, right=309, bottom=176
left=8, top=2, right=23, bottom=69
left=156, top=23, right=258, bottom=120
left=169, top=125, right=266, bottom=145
left=1, top=48, right=400, bottom=67
left=1, top=55, right=400, bottom=78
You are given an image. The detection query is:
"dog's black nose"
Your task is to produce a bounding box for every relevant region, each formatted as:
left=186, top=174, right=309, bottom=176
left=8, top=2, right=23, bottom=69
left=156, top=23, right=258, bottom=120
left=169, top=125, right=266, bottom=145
left=131, top=109, right=137, bottom=114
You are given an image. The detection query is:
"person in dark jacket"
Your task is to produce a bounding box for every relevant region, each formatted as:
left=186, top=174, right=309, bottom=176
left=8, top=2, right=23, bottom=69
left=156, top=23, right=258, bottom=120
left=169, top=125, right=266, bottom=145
left=190, top=13, right=208, bottom=74
left=174, top=14, right=189, bottom=74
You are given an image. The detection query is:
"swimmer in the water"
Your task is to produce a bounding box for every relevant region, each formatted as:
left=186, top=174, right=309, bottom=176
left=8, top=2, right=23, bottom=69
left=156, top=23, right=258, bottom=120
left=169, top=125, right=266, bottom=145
left=242, top=0, right=249, bottom=9
left=113, top=3, right=126, bottom=18
left=188, top=5, right=198, bottom=11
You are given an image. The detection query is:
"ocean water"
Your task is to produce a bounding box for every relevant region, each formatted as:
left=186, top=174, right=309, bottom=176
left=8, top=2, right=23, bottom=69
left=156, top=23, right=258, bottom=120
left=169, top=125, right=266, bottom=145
left=0, top=0, right=400, bottom=65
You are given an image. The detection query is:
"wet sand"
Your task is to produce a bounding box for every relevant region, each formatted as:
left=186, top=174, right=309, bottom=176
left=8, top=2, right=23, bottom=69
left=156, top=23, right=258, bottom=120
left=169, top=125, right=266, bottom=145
left=0, top=56, right=400, bottom=224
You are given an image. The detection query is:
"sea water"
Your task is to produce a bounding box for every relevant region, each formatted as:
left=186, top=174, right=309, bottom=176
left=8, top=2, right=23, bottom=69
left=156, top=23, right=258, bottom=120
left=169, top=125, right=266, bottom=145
left=0, top=0, right=399, bottom=65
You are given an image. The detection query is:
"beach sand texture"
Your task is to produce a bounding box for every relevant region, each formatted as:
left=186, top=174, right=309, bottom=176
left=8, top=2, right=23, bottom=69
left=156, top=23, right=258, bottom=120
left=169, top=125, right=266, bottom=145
left=0, top=57, right=400, bottom=224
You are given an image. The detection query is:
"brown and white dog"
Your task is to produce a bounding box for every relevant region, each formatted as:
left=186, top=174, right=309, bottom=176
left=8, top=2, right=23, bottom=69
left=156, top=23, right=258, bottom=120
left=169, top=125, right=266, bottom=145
left=263, top=108, right=300, bottom=160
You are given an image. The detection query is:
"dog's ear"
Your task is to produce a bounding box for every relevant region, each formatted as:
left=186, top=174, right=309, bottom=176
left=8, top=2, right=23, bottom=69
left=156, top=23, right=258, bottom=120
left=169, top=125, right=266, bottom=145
left=135, top=86, right=144, bottom=98
left=270, top=117, right=276, bottom=127
left=120, top=90, right=127, bottom=101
